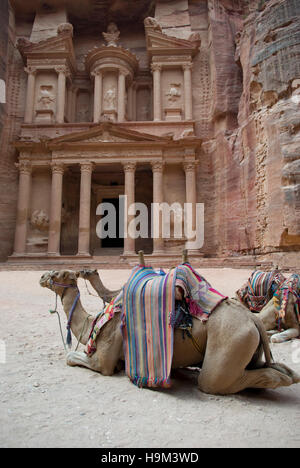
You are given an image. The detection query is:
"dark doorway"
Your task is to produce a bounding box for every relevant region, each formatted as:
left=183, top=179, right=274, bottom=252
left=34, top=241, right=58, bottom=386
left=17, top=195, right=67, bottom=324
left=101, top=197, right=124, bottom=248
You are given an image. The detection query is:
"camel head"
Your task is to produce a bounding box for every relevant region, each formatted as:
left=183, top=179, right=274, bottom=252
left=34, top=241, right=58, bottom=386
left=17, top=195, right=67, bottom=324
left=77, top=269, right=98, bottom=279
left=39, top=270, right=79, bottom=296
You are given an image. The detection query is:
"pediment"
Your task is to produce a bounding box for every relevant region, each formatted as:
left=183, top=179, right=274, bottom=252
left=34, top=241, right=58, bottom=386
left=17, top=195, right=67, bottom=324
left=145, top=29, right=200, bottom=57
left=17, top=33, right=75, bottom=66
left=49, top=123, right=170, bottom=148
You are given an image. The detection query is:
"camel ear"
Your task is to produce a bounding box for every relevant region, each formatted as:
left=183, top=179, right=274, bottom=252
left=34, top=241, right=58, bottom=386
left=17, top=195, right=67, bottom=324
left=93, top=269, right=98, bottom=274
left=50, top=271, right=58, bottom=279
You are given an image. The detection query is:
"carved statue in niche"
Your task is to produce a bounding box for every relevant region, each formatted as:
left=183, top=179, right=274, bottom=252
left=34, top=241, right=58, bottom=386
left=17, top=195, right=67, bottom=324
left=38, top=85, right=55, bottom=110
left=104, top=88, right=117, bottom=110
left=102, top=22, right=120, bottom=47
left=31, top=210, right=49, bottom=232
left=166, top=84, right=181, bottom=105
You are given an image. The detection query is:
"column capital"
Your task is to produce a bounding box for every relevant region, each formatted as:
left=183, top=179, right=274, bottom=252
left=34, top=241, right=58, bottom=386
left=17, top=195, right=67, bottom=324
left=55, top=65, right=69, bottom=76
left=15, top=160, right=32, bottom=175
left=151, top=161, right=164, bottom=173
left=183, top=160, right=197, bottom=173
left=24, top=66, right=37, bottom=76
left=91, top=69, right=103, bottom=78
left=80, top=161, right=94, bottom=173
left=119, top=69, right=128, bottom=77
left=151, top=63, right=162, bottom=73
left=123, top=161, right=136, bottom=172
left=51, top=162, right=65, bottom=174
left=182, top=62, right=193, bottom=71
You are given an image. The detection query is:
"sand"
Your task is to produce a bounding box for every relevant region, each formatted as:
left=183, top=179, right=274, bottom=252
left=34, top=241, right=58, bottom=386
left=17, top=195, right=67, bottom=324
left=0, top=268, right=300, bottom=448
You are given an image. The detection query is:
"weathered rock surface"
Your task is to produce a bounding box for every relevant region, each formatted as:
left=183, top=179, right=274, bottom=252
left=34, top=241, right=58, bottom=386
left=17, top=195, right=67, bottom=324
left=0, top=0, right=299, bottom=267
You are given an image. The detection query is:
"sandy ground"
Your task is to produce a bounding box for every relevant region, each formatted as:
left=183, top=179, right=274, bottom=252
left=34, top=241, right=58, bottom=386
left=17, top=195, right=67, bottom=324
left=0, top=267, right=300, bottom=448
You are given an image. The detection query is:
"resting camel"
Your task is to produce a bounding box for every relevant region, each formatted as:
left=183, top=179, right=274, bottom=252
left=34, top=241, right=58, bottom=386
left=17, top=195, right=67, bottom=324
left=77, top=269, right=121, bottom=305
left=236, top=271, right=300, bottom=343
left=40, top=269, right=300, bottom=395
left=258, top=293, right=300, bottom=343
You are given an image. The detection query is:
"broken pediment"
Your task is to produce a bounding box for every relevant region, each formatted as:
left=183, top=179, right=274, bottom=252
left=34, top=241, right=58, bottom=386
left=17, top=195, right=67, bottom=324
left=17, top=24, right=76, bottom=71
left=144, top=17, right=200, bottom=58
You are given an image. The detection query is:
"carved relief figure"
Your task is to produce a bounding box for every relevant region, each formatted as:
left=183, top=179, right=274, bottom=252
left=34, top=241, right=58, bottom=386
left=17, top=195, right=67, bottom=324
left=38, top=86, right=55, bottom=110
left=144, top=17, right=162, bottom=33
left=31, top=209, right=49, bottom=231
left=166, top=84, right=181, bottom=104
left=102, top=22, right=120, bottom=47
left=104, top=88, right=117, bottom=110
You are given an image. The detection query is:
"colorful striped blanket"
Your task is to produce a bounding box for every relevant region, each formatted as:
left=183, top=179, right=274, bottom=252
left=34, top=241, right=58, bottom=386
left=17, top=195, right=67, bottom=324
left=121, top=264, right=227, bottom=389
left=273, top=274, right=300, bottom=328
left=85, top=290, right=123, bottom=357
left=236, top=270, right=285, bottom=312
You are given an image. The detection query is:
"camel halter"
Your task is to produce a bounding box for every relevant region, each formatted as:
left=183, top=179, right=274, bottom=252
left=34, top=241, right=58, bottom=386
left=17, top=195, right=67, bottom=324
left=49, top=280, right=81, bottom=351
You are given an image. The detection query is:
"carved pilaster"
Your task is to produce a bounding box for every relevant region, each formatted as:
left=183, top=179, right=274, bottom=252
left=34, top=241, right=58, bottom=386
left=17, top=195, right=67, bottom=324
left=13, top=160, right=32, bottom=254
left=24, top=67, right=37, bottom=124
left=151, top=63, right=162, bottom=121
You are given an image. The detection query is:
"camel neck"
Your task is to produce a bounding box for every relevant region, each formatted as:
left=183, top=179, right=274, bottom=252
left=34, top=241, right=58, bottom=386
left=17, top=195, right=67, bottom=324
left=61, top=287, right=93, bottom=345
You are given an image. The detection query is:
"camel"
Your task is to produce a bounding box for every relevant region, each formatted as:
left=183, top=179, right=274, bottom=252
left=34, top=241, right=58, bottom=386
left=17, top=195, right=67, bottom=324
left=77, top=269, right=121, bottom=305
left=40, top=269, right=300, bottom=395
left=236, top=271, right=300, bottom=343
left=258, top=293, right=300, bottom=343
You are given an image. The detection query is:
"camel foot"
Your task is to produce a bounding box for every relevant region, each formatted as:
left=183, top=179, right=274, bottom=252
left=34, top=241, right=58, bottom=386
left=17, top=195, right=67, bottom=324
left=66, top=351, right=98, bottom=372
left=271, top=329, right=299, bottom=343
left=270, top=362, right=300, bottom=384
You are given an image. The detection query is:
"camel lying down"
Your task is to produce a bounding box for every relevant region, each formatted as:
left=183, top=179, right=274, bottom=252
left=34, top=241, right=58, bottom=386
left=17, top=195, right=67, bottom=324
left=236, top=270, right=300, bottom=343
left=40, top=270, right=300, bottom=395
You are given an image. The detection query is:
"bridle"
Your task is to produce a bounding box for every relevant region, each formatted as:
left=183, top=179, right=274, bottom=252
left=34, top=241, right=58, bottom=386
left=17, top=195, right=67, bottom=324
left=49, top=279, right=82, bottom=351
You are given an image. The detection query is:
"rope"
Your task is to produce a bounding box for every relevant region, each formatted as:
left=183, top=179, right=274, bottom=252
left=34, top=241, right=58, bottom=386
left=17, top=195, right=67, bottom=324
left=49, top=283, right=93, bottom=354
left=83, top=279, right=106, bottom=308
left=49, top=294, right=68, bottom=353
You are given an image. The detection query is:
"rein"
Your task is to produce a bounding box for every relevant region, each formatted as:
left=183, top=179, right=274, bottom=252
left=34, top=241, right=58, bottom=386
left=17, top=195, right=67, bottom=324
left=49, top=280, right=88, bottom=352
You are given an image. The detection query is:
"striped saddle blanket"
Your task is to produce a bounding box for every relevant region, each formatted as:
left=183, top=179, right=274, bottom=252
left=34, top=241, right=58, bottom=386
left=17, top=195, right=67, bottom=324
left=236, top=270, right=285, bottom=312
left=85, top=290, right=123, bottom=357
left=273, top=274, right=300, bottom=326
left=121, top=264, right=227, bottom=389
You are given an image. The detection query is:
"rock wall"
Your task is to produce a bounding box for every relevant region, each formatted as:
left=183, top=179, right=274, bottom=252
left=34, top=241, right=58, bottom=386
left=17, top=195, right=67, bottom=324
left=1, top=0, right=299, bottom=266
left=209, top=0, right=300, bottom=261
left=0, top=1, right=21, bottom=261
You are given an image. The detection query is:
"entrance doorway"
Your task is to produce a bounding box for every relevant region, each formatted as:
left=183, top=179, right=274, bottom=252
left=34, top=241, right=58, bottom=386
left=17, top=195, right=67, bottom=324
left=101, top=197, right=124, bottom=249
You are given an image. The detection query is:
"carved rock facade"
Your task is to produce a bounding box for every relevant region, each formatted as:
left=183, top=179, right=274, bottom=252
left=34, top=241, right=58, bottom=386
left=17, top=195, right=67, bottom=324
left=0, top=0, right=299, bottom=269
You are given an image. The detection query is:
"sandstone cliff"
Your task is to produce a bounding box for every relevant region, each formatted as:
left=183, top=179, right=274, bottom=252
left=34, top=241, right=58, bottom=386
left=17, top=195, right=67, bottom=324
left=0, top=0, right=299, bottom=269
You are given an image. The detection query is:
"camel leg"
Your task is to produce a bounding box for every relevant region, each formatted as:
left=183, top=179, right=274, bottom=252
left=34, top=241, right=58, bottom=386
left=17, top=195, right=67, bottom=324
left=271, top=328, right=300, bottom=343
left=66, top=350, right=117, bottom=376
left=197, top=311, right=298, bottom=394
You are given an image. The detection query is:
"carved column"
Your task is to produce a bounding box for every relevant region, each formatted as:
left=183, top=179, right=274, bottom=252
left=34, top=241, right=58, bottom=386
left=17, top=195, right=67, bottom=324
left=48, top=162, right=64, bottom=255
left=78, top=162, right=93, bottom=256
left=56, top=66, right=68, bottom=124
left=13, top=161, right=32, bottom=255
left=24, top=67, right=37, bottom=124
left=123, top=162, right=136, bottom=255
left=93, top=70, right=103, bottom=123
left=184, top=160, right=197, bottom=247
left=152, top=161, right=165, bottom=254
left=118, top=70, right=126, bottom=122
left=183, top=63, right=193, bottom=121
left=132, top=82, right=137, bottom=121
left=151, top=64, right=162, bottom=121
